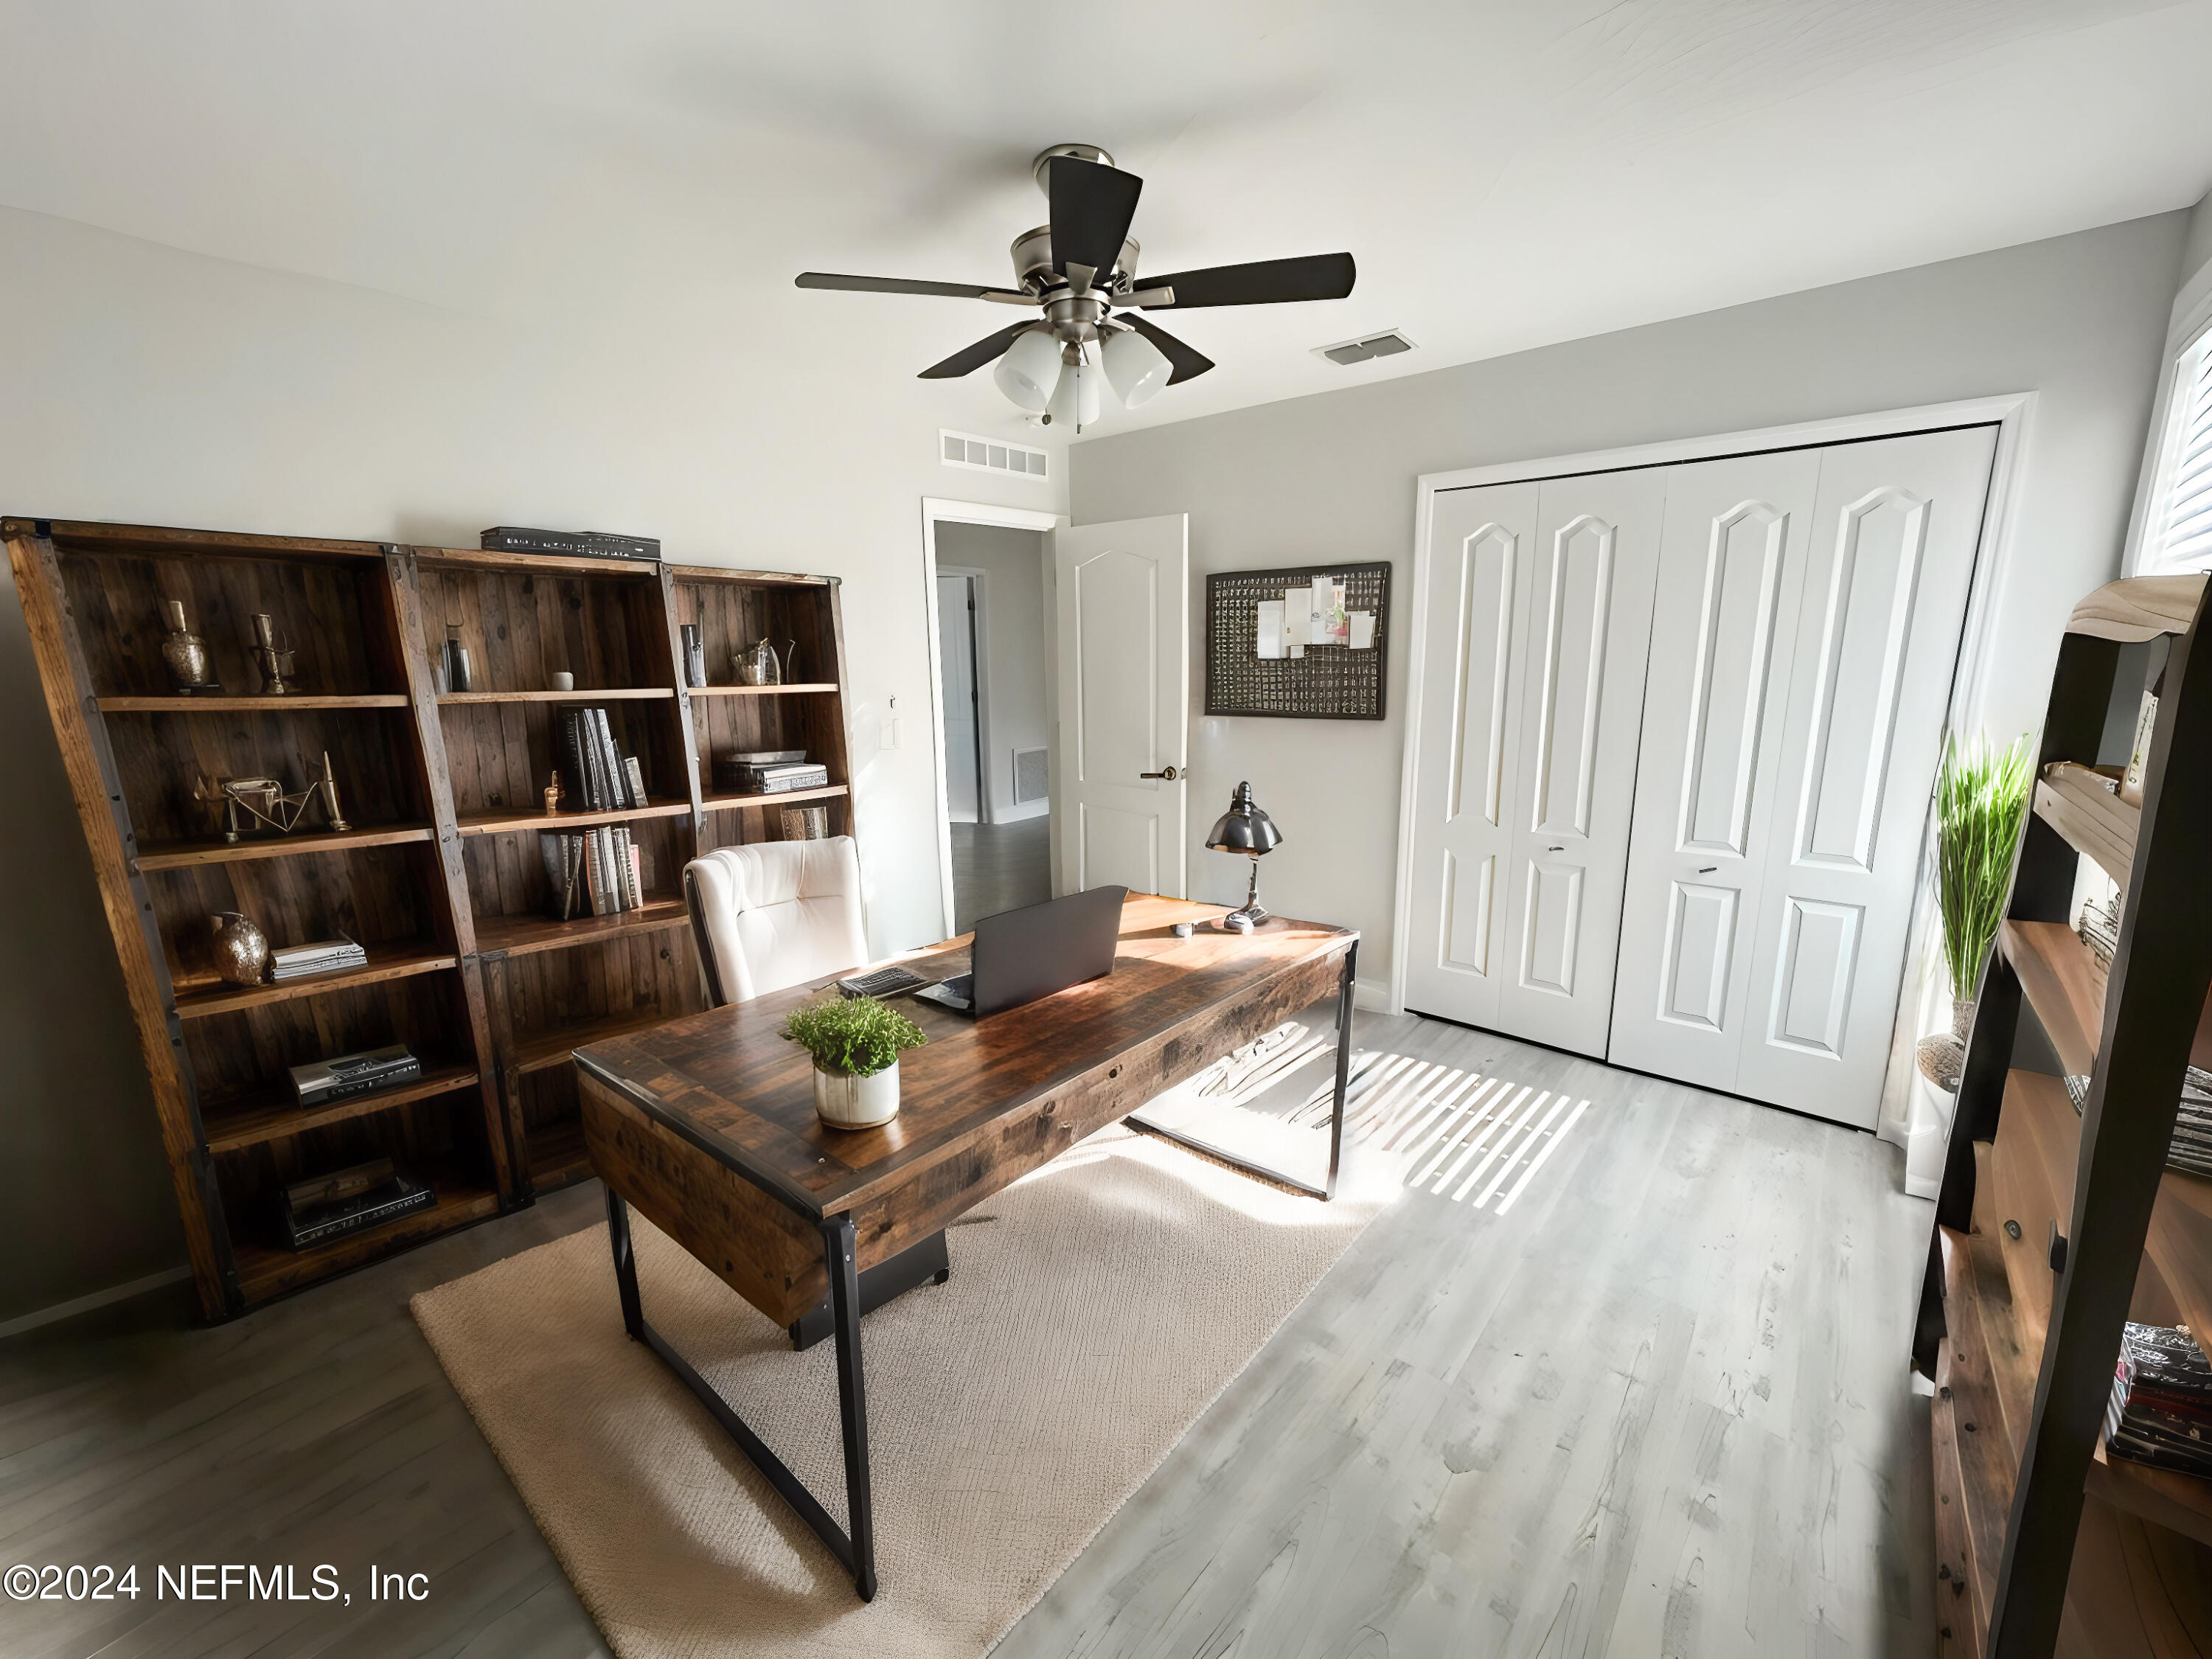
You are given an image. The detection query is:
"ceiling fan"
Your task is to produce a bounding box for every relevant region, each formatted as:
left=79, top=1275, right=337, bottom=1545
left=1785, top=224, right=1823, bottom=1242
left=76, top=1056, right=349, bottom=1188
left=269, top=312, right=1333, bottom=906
left=795, top=143, right=1355, bottom=431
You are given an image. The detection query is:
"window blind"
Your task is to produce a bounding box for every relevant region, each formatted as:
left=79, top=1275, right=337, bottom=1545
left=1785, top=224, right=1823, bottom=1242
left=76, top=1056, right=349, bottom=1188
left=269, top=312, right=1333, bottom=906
left=2152, top=334, right=2212, bottom=574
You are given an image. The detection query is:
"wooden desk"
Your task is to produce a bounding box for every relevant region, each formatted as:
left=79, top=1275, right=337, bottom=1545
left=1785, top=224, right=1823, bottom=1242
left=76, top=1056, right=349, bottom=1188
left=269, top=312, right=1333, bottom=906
left=574, top=893, right=1357, bottom=1600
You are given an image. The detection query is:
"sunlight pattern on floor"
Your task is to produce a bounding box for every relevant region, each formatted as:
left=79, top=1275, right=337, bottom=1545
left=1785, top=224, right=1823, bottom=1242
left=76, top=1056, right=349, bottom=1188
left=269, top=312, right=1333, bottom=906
left=1188, top=1025, right=1593, bottom=1216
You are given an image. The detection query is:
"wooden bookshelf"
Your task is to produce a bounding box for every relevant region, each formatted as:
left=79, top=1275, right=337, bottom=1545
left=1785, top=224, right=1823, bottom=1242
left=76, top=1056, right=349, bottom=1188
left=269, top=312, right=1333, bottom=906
left=4, top=515, right=857, bottom=1316
left=1919, top=572, right=2212, bottom=1655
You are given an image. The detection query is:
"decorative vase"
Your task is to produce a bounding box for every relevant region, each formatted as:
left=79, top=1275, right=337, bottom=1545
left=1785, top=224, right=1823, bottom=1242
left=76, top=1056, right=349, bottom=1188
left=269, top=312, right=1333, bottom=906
left=812, top=1059, right=900, bottom=1130
left=158, top=599, right=220, bottom=693
left=1916, top=996, right=1975, bottom=1093
left=738, top=637, right=784, bottom=686
left=681, top=625, right=706, bottom=689
left=209, top=911, right=270, bottom=986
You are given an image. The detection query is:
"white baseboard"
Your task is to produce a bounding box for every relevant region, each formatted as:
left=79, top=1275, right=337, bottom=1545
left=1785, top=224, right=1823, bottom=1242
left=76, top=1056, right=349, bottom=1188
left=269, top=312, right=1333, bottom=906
left=1354, top=978, right=1391, bottom=1013
left=987, top=797, right=1050, bottom=824
left=0, top=1265, right=191, bottom=1340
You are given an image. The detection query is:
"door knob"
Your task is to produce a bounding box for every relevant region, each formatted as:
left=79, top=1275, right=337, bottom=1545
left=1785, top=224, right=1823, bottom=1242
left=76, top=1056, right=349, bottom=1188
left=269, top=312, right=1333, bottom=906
left=1140, top=765, right=1180, bottom=781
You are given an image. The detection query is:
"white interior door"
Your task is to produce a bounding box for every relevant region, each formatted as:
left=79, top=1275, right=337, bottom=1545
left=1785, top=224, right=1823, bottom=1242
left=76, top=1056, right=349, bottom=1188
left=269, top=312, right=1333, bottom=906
left=936, top=574, right=981, bottom=824
left=1401, top=481, right=1538, bottom=1032
left=1607, top=451, right=1822, bottom=1091
left=1053, top=514, right=1189, bottom=897
left=1402, top=471, right=1662, bottom=1056
left=1494, top=470, right=1666, bottom=1055
left=1731, top=426, right=1997, bottom=1125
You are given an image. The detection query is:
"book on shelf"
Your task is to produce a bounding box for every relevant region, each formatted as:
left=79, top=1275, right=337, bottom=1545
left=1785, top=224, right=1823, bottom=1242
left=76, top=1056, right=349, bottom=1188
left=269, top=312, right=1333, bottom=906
left=279, top=1156, right=437, bottom=1251
left=2107, top=1321, right=2212, bottom=1481
left=269, top=936, right=368, bottom=981
left=2065, top=1065, right=2212, bottom=1178
left=559, top=706, right=651, bottom=813
left=541, top=824, right=648, bottom=919
left=714, top=755, right=829, bottom=794
left=781, top=804, right=829, bottom=841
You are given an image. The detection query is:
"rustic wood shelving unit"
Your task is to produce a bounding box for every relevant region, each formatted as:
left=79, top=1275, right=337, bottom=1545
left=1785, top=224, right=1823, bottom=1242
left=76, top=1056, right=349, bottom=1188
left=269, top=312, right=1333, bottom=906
left=1918, top=572, right=2212, bottom=1657
left=4, top=516, right=855, bottom=1319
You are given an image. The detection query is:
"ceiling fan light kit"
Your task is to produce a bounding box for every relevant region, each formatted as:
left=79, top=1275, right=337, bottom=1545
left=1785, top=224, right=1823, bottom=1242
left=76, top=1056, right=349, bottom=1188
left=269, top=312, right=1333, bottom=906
left=796, top=145, right=1356, bottom=428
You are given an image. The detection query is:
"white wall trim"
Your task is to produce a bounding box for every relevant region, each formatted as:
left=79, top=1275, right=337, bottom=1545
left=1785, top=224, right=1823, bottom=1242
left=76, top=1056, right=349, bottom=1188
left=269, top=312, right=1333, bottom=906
left=920, top=498, right=1064, bottom=938
left=1390, top=394, right=2035, bottom=1143
left=0, top=1265, right=189, bottom=1341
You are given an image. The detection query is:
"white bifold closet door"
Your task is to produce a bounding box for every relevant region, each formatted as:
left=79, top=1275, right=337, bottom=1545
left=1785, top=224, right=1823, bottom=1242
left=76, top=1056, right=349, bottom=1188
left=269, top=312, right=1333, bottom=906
left=1400, top=470, right=1664, bottom=1057
left=1610, top=426, right=1998, bottom=1124
left=1405, top=425, right=1997, bottom=1125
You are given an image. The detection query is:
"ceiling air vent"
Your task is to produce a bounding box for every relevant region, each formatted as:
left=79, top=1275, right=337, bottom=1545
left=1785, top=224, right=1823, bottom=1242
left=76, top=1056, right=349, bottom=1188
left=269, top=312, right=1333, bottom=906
left=941, top=428, right=1049, bottom=480
left=1315, top=330, right=1416, bottom=366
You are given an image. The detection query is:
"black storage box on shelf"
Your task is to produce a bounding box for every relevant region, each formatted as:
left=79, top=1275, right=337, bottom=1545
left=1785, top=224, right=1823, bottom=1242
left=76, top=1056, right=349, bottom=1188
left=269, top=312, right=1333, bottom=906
left=479, top=526, right=661, bottom=562
left=288, top=1044, right=420, bottom=1108
left=279, top=1158, right=436, bottom=1251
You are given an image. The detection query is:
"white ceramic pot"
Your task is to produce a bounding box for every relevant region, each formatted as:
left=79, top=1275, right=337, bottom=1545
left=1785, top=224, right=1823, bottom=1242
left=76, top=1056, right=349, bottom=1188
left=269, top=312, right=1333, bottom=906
left=813, top=1059, right=900, bottom=1130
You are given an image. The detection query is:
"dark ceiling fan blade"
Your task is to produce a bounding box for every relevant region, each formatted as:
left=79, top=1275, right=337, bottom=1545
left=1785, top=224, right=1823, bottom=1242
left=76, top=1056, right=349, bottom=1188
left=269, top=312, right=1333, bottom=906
left=1121, top=314, right=1215, bottom=384
left=918, top=321, right=1038, bottom=380
left=798, top=272, right=1030, bottom=301
left=1144, top=252, right=1355, bottom=307
left=1048, top=159, right=1143, bottom=285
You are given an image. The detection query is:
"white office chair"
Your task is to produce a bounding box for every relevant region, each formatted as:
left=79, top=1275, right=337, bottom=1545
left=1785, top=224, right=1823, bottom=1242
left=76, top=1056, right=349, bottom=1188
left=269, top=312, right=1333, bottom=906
left=683, top=836, right=869, bottom=1006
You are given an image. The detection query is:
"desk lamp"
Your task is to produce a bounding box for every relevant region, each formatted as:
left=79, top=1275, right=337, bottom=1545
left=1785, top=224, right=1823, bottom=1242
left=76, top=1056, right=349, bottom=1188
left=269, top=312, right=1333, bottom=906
left=1206, top=781, right=1281, bottom=933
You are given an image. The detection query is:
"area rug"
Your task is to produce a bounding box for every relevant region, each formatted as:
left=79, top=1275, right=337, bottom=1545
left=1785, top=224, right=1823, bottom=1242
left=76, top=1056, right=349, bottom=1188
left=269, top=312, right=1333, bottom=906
left=412, top=1106, right=1397, bottom=1659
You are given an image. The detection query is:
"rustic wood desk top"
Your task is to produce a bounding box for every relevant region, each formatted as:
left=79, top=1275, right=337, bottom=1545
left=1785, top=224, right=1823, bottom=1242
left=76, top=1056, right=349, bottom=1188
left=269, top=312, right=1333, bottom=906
left=575, top=894, right=1355, bottom=1220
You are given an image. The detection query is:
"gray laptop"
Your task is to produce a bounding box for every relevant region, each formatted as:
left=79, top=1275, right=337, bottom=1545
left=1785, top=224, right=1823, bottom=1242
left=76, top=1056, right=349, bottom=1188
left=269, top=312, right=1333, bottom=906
left=915, top=886, right=1129, bottom=1017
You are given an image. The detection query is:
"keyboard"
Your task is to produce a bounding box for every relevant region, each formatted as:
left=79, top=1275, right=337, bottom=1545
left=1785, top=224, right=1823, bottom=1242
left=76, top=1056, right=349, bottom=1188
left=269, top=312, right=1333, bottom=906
left=835, top=965, right=930, bottom=1000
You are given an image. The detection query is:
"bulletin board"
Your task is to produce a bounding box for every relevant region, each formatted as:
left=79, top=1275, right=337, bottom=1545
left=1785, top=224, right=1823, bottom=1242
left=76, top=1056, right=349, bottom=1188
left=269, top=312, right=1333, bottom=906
left=1204, top=562, right=1391, bottom=720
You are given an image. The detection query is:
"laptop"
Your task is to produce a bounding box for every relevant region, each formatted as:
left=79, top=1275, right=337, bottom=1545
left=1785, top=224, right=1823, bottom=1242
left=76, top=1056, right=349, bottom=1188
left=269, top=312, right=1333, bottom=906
left=914, top=886, right=1129, bottom=1017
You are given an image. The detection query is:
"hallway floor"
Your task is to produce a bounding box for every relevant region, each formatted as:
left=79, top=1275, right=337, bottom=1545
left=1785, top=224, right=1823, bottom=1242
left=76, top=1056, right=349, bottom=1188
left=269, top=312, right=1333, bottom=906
left=950, top=815, right=1051, bottom=931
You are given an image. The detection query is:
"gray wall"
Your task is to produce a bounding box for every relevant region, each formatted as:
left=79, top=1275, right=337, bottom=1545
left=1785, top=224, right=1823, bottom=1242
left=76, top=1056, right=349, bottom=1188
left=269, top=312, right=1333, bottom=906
left=0, top=204, right=1064, bottom=1326
left=934, top=522, right=1051, bottom=824
left=1069, top=213, right=2188, bottom=1001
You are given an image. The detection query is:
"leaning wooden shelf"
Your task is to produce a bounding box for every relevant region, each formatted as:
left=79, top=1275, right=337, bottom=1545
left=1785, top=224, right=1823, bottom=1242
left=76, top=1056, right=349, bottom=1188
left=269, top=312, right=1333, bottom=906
left=97, top=694, right=410, bottom=712
left=473, top=899, right=689, bottom=959
left=1919, top=571, right=2212, bottom=1653
left=701, top=783, right=849, bottom=814
left=524, top=1119, right=591, bottom=1192
left=456, top=799, right=694, bottom=837
left=437, top=686, right=675, bottom=704
left=686, top=682, right=841, bottom=698
left=509, top=1008, right=672, bottom=1077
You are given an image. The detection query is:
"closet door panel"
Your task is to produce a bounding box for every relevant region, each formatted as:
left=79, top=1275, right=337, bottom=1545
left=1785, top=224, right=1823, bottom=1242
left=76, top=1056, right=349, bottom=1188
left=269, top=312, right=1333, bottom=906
left=1736, top=425, right=1997, bottom=1126
left=1609, top=451, right=1820, bottom=1091
left=1495, top=469, right=1666, bottom=1057
left=1402, top=482, right=1538, bottom=1028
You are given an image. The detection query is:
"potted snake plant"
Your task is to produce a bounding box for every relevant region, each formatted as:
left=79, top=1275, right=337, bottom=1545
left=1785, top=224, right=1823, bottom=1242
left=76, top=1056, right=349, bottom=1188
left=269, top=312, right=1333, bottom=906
left=1921, top=732, right=2033, bottom=1091
left=780, top=995, right=928, bottom=1130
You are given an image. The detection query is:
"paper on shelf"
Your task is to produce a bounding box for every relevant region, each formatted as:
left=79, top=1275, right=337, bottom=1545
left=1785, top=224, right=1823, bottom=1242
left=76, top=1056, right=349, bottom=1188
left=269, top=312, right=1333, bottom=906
left=1283, top=592, right=1311, bottom=648
left=1349, top=610, right=1375, bottom=650
left=1256, top=600, right=1285, bottom=658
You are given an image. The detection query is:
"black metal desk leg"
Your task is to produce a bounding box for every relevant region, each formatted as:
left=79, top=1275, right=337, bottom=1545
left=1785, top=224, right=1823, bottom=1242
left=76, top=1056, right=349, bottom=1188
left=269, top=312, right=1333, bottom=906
left=1326, top=939, right=1357, bottom=1201
left=823, top=1215, right=876, bottom=1601
left=606, top=1187, right=644, bottom=1340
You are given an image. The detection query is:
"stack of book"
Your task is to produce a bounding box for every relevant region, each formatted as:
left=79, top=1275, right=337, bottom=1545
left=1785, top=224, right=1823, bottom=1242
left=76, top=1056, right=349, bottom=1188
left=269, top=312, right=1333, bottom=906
left=2077, top=891, right=2121, bottom=975
left=540, top=827, right=647, bottom=919
left=279, top=1157, right=435, bottom=1251
left=270, top=936, right=366, bottom=981
left=560, top=706, right=650, bottom=814
left=2064, top=1065, right=2212, bottom=1176
left=714, top=751, right=828, bottom=795
left=480, top=526, right=660, bottom=563
left=2107, top=1321, right=2212, bottom=1480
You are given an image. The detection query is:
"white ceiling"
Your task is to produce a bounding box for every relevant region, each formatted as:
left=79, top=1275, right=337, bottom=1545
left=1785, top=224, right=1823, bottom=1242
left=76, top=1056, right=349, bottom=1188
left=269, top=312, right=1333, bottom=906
left=6, top=0, right=2212, bottom=442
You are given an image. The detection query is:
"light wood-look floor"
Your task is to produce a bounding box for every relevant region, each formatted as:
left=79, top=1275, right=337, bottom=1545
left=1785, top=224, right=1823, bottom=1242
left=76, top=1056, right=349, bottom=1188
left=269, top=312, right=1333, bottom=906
left=950, top=815, right=1051, bottom=932
left=0, top=1014, right=1934, bottom=1658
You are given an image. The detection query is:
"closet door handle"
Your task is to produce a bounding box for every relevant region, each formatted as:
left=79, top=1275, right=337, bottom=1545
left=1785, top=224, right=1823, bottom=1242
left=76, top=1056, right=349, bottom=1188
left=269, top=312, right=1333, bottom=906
left=1141, top=765, right=1180, bottom=781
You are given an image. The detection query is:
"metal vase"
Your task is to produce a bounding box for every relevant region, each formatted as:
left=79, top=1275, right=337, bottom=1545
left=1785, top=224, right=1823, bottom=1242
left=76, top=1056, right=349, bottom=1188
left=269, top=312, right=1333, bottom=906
left=209, top=911, right=270, bottom=986
left=158, top=599, right=218, bottom=692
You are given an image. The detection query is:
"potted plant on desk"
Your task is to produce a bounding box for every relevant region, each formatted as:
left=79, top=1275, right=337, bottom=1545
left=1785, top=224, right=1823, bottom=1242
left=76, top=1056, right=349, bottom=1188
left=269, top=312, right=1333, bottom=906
left=781, top=995, right=928, bottom=1130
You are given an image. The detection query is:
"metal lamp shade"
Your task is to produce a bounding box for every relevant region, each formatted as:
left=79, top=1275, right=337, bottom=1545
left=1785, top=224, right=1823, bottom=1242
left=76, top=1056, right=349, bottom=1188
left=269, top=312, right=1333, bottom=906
left=1206, top=782, right=1279, bottom=932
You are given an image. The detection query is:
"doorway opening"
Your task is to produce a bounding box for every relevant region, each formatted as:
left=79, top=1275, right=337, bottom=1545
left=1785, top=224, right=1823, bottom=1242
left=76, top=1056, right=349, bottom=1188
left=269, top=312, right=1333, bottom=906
left=925, top=509, right=1057, bottom=934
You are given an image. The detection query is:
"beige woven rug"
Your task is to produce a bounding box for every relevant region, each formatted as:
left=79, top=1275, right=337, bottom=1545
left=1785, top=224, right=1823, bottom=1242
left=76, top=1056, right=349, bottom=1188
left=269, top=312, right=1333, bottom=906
left=414, top=1107, right=1397, bottom=1659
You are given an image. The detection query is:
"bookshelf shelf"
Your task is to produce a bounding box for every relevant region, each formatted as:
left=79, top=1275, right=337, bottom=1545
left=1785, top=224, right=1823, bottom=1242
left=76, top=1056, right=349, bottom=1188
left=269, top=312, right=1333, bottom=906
left=437, top=687, right=674, bottom=705
left=686, top=682, right=841, bottom=698
left=2033, top=761, right=2138, bottom=888
left=97, top=694, right=410, bottom=712
left=231, top=1173, right=501, bottom=1303
left=201, top=1064, right=481, bottom=1154
left=509, top=1008, right=672, bottom=1077
left=456, top=799, right=694, bottom=837
left=135, top=822, right=436, bottom=870
left=1920, top=572, right=2212, bottom=1654
left=473, top=897, right=688, bottom=959
left=7, top=516, right=855, bottom=1320
left=701, top=783, right=849, bottom=813
left=171, top=944, right=458, bottom=1019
